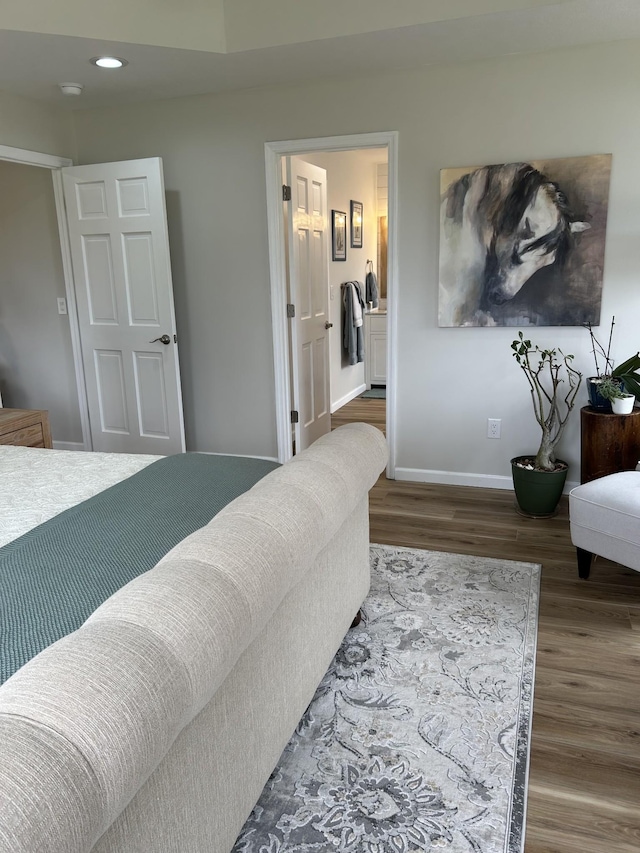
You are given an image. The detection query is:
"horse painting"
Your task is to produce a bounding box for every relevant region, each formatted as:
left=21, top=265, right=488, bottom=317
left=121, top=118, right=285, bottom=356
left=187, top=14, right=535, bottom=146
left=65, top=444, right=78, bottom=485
left=438, top=155, right=611, bottom=327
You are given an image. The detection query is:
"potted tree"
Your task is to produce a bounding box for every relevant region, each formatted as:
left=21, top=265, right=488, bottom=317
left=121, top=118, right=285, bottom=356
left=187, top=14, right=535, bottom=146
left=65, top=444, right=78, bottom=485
left=510, top=332, right=582, bottom=517
left=585, top=317, right=640, bottom=411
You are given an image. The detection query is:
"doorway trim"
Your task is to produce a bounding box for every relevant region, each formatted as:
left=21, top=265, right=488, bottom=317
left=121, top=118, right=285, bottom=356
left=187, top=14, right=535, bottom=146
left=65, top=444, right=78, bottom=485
left=0, top=144, right=92, bottom=450
left=265, top=130, right=398, bottom=476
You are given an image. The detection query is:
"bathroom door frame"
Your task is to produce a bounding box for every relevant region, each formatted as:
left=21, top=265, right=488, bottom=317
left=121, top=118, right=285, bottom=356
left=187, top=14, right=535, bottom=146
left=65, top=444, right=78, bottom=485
left=264, top=130, right=398, bottom=477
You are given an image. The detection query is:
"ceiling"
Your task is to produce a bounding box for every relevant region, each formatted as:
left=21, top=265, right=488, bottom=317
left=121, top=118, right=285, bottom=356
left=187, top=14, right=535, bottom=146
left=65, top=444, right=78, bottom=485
left=1, top=0, right=640, bottom=110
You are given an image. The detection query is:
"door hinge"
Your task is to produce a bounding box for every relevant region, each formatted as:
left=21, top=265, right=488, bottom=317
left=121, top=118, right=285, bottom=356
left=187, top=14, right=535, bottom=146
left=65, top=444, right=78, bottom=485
left=287, top=303, right=295, bottom=318
left=282, top=184, right=292, bottom=201
left=291, top=410, right=299, bottom=424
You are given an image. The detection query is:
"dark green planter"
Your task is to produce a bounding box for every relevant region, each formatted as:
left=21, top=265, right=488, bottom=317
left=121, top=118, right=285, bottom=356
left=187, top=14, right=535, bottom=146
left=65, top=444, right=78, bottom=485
left=510, top=456, right=569, bottom=518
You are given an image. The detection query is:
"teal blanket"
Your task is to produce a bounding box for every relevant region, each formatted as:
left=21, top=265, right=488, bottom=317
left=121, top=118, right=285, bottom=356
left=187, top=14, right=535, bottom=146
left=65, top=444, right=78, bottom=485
left=0, top=453, right=279, bottom=684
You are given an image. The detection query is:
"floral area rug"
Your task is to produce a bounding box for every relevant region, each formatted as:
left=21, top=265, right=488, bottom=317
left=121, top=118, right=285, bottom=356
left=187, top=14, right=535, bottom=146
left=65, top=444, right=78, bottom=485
left=232, top=544, right=541, bottom=853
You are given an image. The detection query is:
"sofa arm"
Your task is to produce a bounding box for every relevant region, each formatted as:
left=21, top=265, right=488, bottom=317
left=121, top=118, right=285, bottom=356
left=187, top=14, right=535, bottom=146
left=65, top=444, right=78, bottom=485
left=0, top=424, right=388, bottom=853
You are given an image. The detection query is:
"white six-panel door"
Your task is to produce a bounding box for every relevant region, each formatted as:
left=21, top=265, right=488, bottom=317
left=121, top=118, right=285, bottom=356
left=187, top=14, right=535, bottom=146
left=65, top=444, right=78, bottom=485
left=61, top=158, right=185, bottom=454
left=286, top=157, right=330, bottom=452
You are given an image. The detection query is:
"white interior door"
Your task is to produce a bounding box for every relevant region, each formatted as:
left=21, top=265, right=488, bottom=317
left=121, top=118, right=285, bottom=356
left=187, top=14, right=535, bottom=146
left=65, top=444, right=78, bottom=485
left=286, top=157, right=330, bottom=452
left=61, top=158, right=185, bottom=454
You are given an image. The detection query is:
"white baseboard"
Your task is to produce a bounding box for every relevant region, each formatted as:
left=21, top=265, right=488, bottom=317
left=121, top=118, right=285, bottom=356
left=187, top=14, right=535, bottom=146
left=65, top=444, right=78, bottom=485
left=394, top=467, right=579, bottom=494
left=395, top=467, right=513, bottom=490
left=331, top=384, right=367, bottom=414
left=52, top=440, right=85, bottom=452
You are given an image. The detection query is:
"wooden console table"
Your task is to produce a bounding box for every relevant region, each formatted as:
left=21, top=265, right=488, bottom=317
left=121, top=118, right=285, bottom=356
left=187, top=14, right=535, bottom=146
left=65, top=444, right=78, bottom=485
left=580, top=405, right=640, bottom=483
left=0, top=408, right=52, bottom=449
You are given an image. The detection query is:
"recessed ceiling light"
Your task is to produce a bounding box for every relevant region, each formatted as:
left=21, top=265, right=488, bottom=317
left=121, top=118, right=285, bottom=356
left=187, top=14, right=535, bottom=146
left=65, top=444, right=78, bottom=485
left=91, top=56, right=128, bottom=69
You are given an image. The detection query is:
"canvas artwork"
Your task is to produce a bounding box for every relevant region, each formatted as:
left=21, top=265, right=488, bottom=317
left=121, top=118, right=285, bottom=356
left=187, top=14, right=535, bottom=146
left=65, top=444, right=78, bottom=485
left=438, top=154, right=612, bottom=327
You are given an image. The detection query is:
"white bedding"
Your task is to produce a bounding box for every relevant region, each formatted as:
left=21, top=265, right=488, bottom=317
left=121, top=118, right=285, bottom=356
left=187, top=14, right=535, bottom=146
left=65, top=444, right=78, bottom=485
left=0, top=446, right=162, bottom=548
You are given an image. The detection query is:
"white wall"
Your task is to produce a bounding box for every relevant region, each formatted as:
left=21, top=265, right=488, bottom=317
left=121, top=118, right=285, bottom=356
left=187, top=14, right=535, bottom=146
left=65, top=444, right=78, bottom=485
left=0, top=161, right=83, bottom=442
left=71, top=39, right=640, bottom=482
left=301, top=150, right=380, bottom=411
left=0, top=90, right=75, bottom=158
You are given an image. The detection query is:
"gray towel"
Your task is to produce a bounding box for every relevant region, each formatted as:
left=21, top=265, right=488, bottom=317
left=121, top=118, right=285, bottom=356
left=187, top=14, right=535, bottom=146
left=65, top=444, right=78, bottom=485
left=365, top=269, right=379, bottom=308
left=342, top=282, right=365, bottom=365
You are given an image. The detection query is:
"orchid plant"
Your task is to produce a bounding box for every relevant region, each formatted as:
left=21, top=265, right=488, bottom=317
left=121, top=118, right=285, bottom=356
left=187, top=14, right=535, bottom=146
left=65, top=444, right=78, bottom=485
left=585, top=316, right=640, bottom=399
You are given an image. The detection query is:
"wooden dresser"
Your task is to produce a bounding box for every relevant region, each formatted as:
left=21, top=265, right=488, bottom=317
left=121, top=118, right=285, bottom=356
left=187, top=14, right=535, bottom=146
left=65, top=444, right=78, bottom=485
left=0, top=408, right=53, bottom=449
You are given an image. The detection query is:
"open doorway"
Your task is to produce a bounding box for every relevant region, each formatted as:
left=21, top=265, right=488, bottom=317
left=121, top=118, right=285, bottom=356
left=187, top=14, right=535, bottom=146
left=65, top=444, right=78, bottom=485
left=293, top=149, right=388, bottom=452
left=265, top=131, right=398, bottom=477
left=0, top=145, right=91, bottom=449
left=0, top=158, right=82, bottom=446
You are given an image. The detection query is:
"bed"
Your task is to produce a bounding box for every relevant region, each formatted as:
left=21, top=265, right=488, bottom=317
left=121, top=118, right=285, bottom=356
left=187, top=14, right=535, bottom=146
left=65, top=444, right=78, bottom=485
left=0, top=423, right=388, bottom=853
left=0, top=445, right=162, bottom=548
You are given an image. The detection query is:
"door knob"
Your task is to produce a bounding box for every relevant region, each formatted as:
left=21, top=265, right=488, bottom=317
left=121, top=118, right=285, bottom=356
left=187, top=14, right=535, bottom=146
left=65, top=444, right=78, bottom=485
left=325, top=322, right=333, bottom=329
left=150, top=334, right=171, bottom=345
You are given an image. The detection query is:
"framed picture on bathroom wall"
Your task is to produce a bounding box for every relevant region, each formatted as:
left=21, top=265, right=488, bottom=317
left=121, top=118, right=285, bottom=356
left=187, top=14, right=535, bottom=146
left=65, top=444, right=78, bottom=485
left=350, top=200, right=363, bottom=248
left=332, top=210, right=347, bottom=261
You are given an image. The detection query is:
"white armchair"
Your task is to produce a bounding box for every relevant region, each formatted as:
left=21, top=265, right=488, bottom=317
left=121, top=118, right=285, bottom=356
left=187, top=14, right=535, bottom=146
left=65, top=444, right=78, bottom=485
left=569, top=469, right=640, bottom=578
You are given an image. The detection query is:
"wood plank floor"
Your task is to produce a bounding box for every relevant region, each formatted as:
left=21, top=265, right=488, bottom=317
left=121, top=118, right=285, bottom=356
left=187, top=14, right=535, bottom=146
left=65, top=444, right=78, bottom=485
left=333, top=397, right=640, bottom=853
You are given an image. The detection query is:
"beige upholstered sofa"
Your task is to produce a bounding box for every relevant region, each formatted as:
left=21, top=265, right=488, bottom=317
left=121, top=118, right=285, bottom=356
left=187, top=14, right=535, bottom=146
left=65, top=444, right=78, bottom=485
left=0, top=422, right=388, bottom=853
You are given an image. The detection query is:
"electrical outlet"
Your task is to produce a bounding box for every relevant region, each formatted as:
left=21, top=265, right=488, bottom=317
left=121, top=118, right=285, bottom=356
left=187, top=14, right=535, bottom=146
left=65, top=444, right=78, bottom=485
left=57, top=297, right=67, bottom=315
left=487, top=418, right=501, bottom=439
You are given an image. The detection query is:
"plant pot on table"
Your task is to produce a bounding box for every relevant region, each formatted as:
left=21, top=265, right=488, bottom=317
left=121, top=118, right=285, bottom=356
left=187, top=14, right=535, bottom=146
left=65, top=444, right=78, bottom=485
left=611, top=394, right=636, bottom=415
left=511, top=456, right=569, bottom=518
left=586, top=377, right=618, bottom=412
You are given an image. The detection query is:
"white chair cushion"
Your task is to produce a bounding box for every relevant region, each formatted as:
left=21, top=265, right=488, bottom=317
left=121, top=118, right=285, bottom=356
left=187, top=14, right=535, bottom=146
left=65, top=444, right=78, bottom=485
left=569, top=471, right=640, bottom=572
